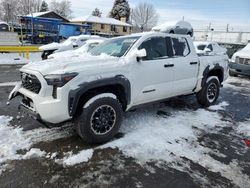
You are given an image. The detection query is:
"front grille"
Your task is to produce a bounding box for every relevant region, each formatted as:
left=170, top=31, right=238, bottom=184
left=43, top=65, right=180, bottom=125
left=239, top=58, right=250, bottom=65
left=21, top=72, right=41, bottom=94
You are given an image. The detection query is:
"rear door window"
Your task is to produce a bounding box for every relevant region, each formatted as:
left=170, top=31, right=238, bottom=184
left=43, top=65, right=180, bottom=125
left=171, top=37, right=190, bottom=57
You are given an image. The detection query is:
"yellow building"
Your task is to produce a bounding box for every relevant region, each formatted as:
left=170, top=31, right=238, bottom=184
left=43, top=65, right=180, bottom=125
left=71, top=16, right=132, bottom=37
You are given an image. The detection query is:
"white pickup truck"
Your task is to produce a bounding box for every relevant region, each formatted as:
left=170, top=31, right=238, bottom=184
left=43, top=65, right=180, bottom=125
left=9, top=32, right=229, bottom=143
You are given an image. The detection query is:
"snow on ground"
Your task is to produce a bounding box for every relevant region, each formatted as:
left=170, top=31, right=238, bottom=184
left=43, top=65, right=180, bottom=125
left=0, top=82, right=19, bottom=86
left=62, top=149, right=94, bottom=166
left=0, top=116, right=74, bottom=174
left=237, top=119, right=250, bottom=138
left=0, top=76, right=249, bottom=186
left=22, top=148, right=46, bottom=160
left=224, top=76, right=250, bottom=90
left=62, top=101, right=250, bottom=187
left=0, top=52, right=41, bottom=65
left=208, top=101, right=229, bottom=110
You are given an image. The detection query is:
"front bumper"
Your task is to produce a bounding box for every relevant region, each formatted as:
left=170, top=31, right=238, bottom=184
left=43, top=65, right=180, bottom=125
left=229, top=62, right=250, bottom=76
left=10, top=69, right=72, bottom=124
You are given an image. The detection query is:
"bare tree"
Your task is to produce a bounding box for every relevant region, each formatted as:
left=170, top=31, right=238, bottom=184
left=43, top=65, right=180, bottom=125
left=0, top=0, right=19, bottom=22
left=0, top=0, right=42, bottom=22
left=17, top=0, right=42, bottom=15
left=131, top=2, right=159, bottom=31
left=49, top=0, right=72, bottom=19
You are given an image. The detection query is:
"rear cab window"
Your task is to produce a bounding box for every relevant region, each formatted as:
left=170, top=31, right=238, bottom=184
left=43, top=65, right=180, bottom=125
left=171, top=37, right=190, bottom=57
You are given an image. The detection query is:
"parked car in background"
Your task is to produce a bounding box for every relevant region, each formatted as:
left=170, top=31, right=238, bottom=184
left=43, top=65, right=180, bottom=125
left=48, top=39, right=106, bottom=59
left=39, top=35, right=100, bottom=60
left=229, top=43, right=250, bottom=77
left=194, top=41, right=227, bottom=56
left=152, top=21, right=193, bottom=37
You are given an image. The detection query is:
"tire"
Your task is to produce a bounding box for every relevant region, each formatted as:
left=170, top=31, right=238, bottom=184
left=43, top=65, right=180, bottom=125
left=196, top=76, right=220, bottom=107
left=229, top=70, right=238, bottom=77
left=74, top=95, right=123, bottom=144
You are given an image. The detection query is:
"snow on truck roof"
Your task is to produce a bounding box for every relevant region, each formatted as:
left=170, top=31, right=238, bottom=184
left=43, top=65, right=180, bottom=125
left=194, top=41, right=217, bottom=46
left=71, top=15, right=132, bottom=27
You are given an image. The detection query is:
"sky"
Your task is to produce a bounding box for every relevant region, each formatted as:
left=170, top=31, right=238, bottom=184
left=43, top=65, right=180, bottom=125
left=51, top=0, right=250, bottom=32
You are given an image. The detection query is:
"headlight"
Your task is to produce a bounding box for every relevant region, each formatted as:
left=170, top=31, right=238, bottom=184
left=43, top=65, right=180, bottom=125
left=44, top=72, right=78, bottom=87
left=231, top=56, right=239, bottom=64
left=235, top=56, right=240, bottom=64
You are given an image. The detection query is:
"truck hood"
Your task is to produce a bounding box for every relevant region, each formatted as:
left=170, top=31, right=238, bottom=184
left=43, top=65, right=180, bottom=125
left=231, top=50, right=250, bottom=62
left=21, top=54, right=121, bottom=75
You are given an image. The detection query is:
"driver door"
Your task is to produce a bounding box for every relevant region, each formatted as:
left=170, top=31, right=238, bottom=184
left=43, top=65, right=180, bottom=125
left=131, top=37, right=174, bottom=105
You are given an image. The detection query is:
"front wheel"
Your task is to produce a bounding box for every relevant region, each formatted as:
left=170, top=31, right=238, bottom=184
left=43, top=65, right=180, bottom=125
left=229, top=70, right=238, bottom=77
left=74, top=94, right=123, bottom=144
left=196, top=76, right=220, bottom=107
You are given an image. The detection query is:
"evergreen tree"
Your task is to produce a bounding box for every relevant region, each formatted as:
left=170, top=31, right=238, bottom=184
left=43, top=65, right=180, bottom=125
left=92, top=8, right=102, bottom=17
left=109, top=0, right=130, bottom=21
left=40, top=0, right=49, bottom=12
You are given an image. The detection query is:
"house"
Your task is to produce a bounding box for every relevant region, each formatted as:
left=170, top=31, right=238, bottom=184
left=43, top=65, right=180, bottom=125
left=20, top=11, right=87, bottom=44
left=71, top=16, right=132, bottom=37
left=26, top=11, right=69, bottom=22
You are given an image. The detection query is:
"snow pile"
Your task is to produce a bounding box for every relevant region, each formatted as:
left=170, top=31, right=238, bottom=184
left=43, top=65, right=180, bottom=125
left=237, top=119, right=250, bottom=138
left=0, top=116, right=31, bottom=164
left=93, top=102, right=250, bottom=187
left=208, top=101, right=229, bottom=110
left=0, top=116, right=74, bottom=174
left=102, top=105, right=229, bottom=162
left=0, top=53, right=41, bottom=65
left=63, top=149, right=94, bottom=166
left=22, top=148, right=46, bottom=160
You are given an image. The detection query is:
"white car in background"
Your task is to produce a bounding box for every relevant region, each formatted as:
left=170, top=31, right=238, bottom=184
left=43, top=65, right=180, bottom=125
left=229, top=43, right=250, bottom=76
left=194, top=41, right=227, bottom=56
left=39, top=35, right=101, bottom=60
left=48, top=39, right=106, bottom=59
left=152, top=21, right=193, bottom=37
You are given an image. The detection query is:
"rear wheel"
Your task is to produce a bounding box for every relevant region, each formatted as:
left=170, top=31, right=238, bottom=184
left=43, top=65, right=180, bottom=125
left=196, top=76, right=220, bottom=107
left=74, top=94, right=123, bottom=144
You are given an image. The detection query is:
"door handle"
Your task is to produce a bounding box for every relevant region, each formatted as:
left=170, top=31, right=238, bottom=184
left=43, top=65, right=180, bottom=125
left=190, top=62, right=198, bottom=65
left=164, top=64, right=174, bottom=68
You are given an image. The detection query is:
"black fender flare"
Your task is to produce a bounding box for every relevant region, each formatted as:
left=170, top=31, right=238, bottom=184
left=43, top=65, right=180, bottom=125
left=68, top=75, right=131, bottom=116
left=201, top=64, right=224, bottom=87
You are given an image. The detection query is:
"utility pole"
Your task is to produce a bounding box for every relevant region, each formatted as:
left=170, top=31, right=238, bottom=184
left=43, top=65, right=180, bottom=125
left=226, top=24, right=229, bottom=32
left=6, top=3, right=10, bottom=23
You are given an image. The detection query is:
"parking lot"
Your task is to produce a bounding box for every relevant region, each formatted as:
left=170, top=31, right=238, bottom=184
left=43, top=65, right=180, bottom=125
left=0, top=65, right=250, bottom=188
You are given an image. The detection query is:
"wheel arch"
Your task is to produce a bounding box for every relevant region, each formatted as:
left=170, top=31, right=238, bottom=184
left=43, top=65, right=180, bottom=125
left=202, top=64, right=224, bottom=87
left=69, top=75, right=131, bottom=117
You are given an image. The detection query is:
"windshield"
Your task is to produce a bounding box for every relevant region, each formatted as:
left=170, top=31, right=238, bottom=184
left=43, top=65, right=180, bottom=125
left=90, top=36, right=140, bottom=57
